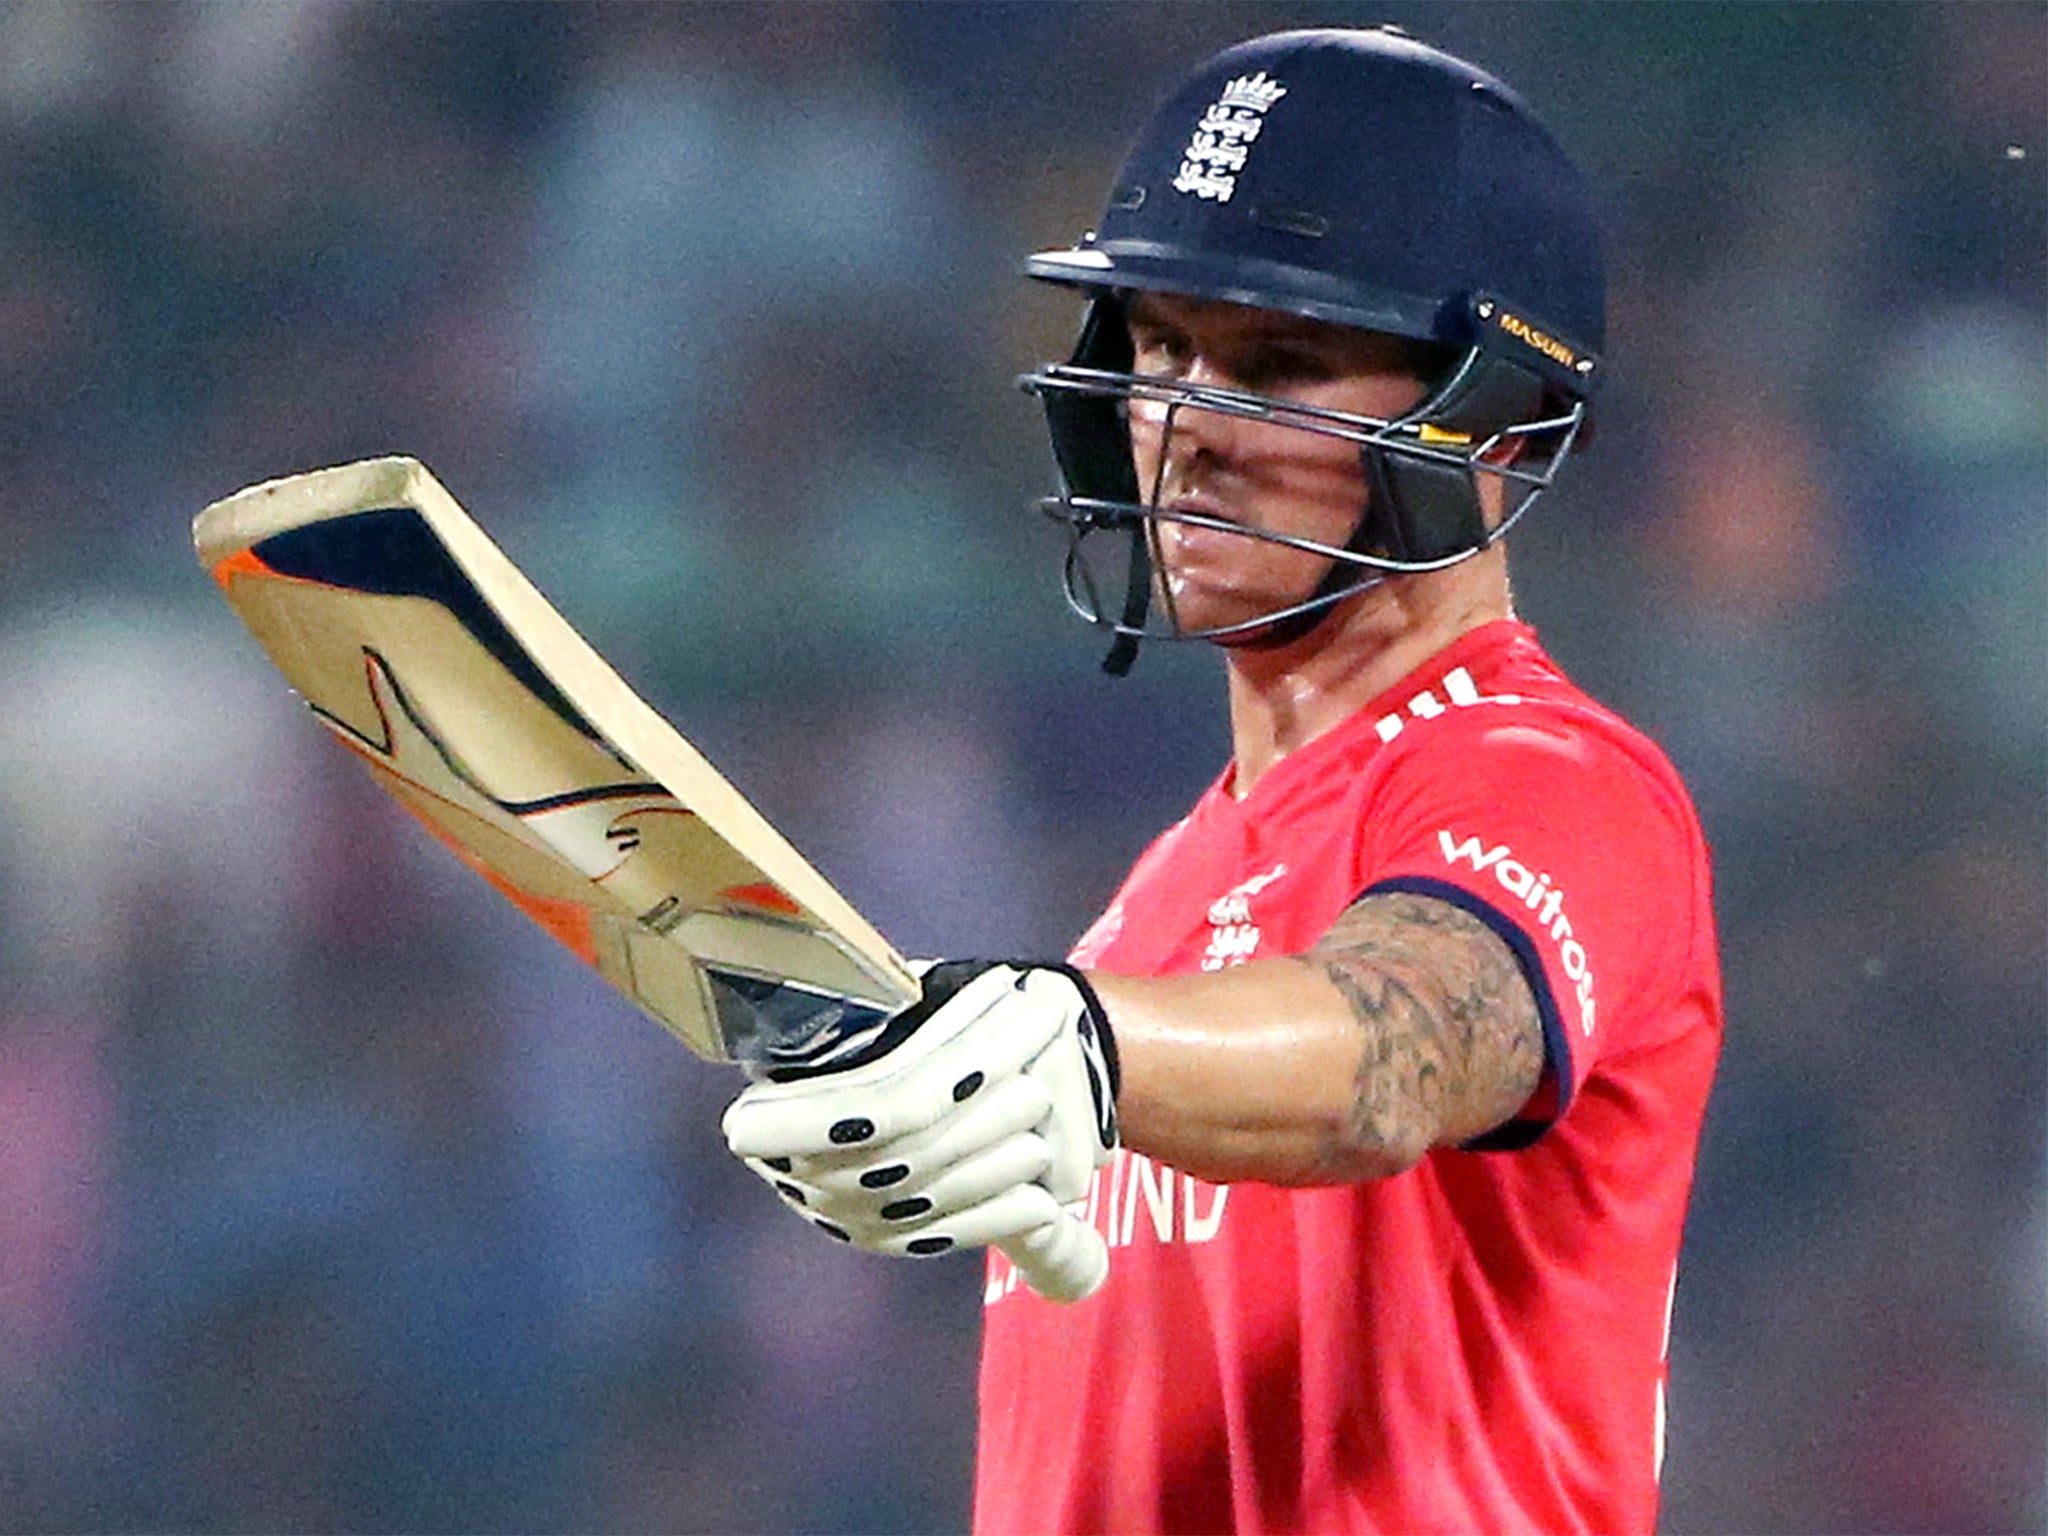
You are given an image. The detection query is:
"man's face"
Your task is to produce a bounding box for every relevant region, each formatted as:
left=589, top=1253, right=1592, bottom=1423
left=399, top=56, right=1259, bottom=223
left=1123, top=292, right=1432, bottom=640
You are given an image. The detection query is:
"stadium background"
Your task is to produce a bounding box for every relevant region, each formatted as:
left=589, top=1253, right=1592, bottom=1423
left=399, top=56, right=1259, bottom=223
left=0, top=3, right=2040, bottom=1530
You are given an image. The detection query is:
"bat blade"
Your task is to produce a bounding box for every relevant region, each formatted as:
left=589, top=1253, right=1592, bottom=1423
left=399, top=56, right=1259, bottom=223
left=195, top=456, right=1106, bottom=1303
left=194, top=456, right=919, bottom=1070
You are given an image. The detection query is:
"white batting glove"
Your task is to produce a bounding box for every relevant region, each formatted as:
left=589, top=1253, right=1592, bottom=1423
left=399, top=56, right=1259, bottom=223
left=721, top=961, right=1120, bottom=1301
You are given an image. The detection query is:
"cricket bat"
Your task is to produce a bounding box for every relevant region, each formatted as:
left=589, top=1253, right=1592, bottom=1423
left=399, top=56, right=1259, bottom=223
left=194, top=455, right=1104, bottom=1302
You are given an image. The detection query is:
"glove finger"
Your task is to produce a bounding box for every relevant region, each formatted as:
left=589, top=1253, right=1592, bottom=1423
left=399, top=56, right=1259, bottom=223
left=740, top=1154, right=828, bottom=1213
left=786, top=1134, right=1055, bottom=1238
left=761, top=1078, right=1053, bottom=1237
left=746, top=1126, right=1051, bottom=1234
left=871, top=1182, right=1066, bottom=1258
left=737, top=1163, right=885, bottom=1254
left=907, top=1133, right=1054, bottom=1219
left=793, top=1073, right=1052, bottom=1196
left=723, top=968, right=1061, bottom=1158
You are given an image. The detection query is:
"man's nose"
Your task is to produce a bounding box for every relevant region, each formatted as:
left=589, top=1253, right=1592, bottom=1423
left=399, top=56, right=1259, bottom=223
left=1136, top=359, right=1242, bottom=471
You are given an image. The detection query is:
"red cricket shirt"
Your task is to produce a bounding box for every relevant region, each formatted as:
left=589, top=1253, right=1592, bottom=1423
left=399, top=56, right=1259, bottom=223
left=974, top=620, right=1722, bottom=1535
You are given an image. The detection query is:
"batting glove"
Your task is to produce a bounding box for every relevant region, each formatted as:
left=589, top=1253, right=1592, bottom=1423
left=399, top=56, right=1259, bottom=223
left=721, top=961, right=1120, bottom=1301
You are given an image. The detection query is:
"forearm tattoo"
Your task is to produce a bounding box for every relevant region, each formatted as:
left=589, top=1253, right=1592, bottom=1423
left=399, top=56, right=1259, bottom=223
left=1308, top=892, right=1544, bottom=1170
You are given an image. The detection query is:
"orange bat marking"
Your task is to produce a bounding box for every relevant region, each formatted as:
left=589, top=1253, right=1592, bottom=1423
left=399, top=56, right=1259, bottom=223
left=408, top=797, right=600, bottom=964
left=349, top=751, right=602, bottom=966
left=472, top=863, right=599, bottom=965
left=209, top=547, right=276, bottom=591
left=719, top=882, right=803, bottom=917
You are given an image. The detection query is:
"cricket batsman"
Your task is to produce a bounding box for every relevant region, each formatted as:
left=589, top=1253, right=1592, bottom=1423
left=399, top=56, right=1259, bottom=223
left=723, top=27, right=1724, bottom=1533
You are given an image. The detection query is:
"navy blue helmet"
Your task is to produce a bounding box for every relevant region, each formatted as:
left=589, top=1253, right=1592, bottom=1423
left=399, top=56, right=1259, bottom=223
left=1021, top=26, right=1607, bottom=672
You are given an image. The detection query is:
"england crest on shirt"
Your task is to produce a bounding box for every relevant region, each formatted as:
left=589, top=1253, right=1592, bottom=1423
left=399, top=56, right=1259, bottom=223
left=1200, top=863, right=1288, bottom=970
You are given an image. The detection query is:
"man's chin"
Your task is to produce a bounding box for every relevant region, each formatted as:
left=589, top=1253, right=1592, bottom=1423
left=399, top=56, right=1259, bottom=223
left=1163, top=572, right=1391, bottom=649
left=1158, top=587, right=1305, bottom=646
left=1208, top=614, right=1317, bottom=652
left=1158, top=554, right=1344, bottom=641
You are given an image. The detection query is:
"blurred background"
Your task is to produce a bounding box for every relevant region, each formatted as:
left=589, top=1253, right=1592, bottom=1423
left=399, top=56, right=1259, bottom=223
left=0, top=2, right=2040, bottom=1531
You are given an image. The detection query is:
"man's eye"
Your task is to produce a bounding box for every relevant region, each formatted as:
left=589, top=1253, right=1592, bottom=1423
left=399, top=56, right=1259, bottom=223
left=1238, top=350, right=1328, bottom=389
left=1132, top=332, right=1190, bottom=375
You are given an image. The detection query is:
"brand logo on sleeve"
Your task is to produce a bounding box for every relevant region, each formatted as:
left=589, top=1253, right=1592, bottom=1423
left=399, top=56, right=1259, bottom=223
left=1437, top=830, right=1597, bottom=1036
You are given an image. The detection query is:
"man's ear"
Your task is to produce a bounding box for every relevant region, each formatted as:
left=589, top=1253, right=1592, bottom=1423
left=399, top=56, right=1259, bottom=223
left=1469, top=433, right=1528, bottom=531
left=1477, top=433, right=1527, bottom=469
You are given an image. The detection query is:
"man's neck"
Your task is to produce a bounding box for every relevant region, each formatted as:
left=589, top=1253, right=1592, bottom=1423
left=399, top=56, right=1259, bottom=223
left=1223, top=554, right=1514, bottom=797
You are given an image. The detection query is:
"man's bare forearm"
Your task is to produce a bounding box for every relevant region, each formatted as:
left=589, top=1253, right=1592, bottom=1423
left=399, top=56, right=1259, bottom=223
left=1088, top=892, right=1544, bottom=1186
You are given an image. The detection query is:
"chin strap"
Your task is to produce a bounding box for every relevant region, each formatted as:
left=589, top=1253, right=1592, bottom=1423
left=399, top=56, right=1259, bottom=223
left=1037, top=298, right=1149, bottom=674
left=1100, top=530, right=1147, bottom=676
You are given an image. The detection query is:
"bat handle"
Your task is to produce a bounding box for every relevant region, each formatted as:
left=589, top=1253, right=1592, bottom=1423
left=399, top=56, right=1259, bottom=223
left=998, top=1213, right=1109, bottom=1304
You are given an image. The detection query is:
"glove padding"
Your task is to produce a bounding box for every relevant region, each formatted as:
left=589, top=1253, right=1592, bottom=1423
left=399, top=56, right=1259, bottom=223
left=722, top=961, right=1119, bottom=1298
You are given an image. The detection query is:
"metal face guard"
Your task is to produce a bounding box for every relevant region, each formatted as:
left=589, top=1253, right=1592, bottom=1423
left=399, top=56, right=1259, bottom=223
left=1024, top=356, right=1586, bottom=661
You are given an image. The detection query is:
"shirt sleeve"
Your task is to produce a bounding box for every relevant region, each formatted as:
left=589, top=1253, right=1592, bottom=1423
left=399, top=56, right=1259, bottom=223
left=1352, top=708, right=1697, bottom=1148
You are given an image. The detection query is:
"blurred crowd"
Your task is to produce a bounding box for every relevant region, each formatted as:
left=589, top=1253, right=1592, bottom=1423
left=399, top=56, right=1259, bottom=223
left=0, top=4, right=2040, bottom=1532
